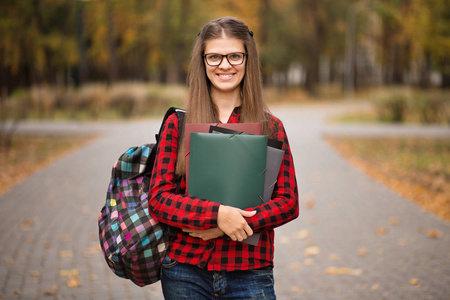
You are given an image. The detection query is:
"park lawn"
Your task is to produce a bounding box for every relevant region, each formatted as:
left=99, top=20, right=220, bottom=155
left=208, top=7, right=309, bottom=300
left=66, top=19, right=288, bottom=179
left=0, top=134, right=95, bottom=196
left=326, top=136, right=450, bottom=222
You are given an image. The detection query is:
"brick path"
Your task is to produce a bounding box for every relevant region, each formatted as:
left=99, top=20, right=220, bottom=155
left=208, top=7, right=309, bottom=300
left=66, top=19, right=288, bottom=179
left=1, top=103, right=449, bottom=300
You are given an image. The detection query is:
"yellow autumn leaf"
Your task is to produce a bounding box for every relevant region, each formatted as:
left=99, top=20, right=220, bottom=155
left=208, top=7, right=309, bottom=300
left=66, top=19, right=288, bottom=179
left=358, top=247, right=368, bottom=256
left=375, top=227, right=388, bottom=235
left=30, top=271, right=41, bottom=277
left=59, top=251, right=73, bottom=258
left=305, top=200, right=315, bottom=210
left=389, top=216, right=401, bottom=225
left=295, top=230, right=311, bottom=240
left=325, top=267, right=363, bottom=276
left=66, top=276, right=82, bottom=288
left=288, top=262, right=301, bottom=270
left=427, top=229, right=442, bottom=239
left=409, top=278, right=420, bottom=286
left=328, top=253, right=340, bottom=261
left=304, top=246, right=320, bottom=257
left=398, top=239, right=408, bottom=246
left=278, top=236, right=291, bottom=244
left=291, top=286, right=305, bottom=294
left=61, top=234, right=70, bottom=242
left=59, top=269, right=79, bottom=277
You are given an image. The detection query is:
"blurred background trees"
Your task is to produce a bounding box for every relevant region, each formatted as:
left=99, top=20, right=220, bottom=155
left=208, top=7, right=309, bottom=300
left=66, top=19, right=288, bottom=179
left=0, top=0, right=448, bottom=99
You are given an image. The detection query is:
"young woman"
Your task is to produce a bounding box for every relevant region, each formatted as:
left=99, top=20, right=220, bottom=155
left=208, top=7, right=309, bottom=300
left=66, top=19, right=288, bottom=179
left=148, top=16, right=299, bottom=299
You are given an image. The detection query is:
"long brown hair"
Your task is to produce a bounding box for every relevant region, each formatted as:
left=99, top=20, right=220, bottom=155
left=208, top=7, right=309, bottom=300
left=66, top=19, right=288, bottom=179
left=176, top=16, right=269, bottom=175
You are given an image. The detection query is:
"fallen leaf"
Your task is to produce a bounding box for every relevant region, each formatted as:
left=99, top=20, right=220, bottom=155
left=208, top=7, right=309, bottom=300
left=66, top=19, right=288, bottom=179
left=409, top=278, right=420, bottom=286
left=308, top=217, right=318, bottom=225
left=21, top=219, right=33, bottom=231
left=42, top=242, right=52, bottom=249
left=61, top=234, right=70, bottom=242
left=30, top=270, right=41, bottom=277
left=358, top=247, right=368, bottom=257
left=371, top=284, right=380, bottom=291
left=3, top=257, right=15, bottom=268
left=295, top=230, right=311, bottom=240
left=398, top=239, right=408, bottom=246
left=288, top=262, right=301, bottom=270
left=60, top=269, right=79, bottom=277
left=278, top=236, right=290, bottom=244
left=305, top=200, right=315, bottom=210
left=43, top=290, right=57, bottom=296
left=389, top=216, right=401, bottom=225
left=304, top=246, right=320, bottom=257
left=325, top=267, right=363, bottom=276
left=427, top=229, right=442, bottom=239
left=375, top=227, right=388, bottom=235
left=66, top=276, right=82, bottom=288
left=12, top=290, right=22, bottom=295
left=89, top=274, right=98, bottom=281
left=328, top=253, right=340, bottom=261
left=59, top=251, right=73, bottom=258
left=291, top=286, right=305, bottom=293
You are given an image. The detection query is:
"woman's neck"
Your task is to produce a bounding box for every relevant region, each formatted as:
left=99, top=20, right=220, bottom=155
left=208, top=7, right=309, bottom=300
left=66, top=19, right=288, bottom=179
left=211, top=89, right=242, bottom=123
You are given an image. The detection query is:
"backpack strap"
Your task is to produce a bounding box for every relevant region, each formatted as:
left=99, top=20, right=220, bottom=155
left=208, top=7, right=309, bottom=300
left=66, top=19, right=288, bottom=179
left=146, top=107, right=185, bottom=184
left=155, top=107, right=185, bottom=143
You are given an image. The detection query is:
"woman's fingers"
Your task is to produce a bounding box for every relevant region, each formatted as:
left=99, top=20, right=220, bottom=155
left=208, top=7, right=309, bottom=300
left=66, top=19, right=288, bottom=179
left=217, top=205, right=255, bottom=241
left=182, top=227, right=224, bottom=241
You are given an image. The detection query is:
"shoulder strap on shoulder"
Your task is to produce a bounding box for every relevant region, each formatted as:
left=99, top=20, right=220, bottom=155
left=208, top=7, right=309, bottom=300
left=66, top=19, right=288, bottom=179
left=155, top=107, right=185, bottom=143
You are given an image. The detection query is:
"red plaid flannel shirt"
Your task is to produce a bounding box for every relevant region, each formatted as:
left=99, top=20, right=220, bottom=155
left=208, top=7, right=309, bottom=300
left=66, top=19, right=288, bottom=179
left=148, top=107, right=299, bottom=271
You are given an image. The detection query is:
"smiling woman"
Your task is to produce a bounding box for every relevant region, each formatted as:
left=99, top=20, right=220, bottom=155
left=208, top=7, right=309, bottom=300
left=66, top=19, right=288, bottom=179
left=147, top=16, right=299, bottom=299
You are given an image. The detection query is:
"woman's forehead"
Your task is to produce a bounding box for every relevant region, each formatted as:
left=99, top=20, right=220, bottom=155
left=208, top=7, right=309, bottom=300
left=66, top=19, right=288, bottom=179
left=204, top=36, right=245, bottom=54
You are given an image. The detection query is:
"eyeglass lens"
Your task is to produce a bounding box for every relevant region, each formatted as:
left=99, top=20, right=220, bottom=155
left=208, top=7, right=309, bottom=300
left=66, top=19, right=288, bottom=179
left=204, top=53, right=245, bottom=66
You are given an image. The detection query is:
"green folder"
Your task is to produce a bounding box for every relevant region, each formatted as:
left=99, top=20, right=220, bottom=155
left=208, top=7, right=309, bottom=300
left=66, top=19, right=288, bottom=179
left=188, top=132, right=268, bottom=210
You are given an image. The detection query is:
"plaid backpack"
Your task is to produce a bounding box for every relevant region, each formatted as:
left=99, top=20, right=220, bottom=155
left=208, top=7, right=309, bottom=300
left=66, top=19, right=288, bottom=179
left=98, top=107, right=185, bottom=287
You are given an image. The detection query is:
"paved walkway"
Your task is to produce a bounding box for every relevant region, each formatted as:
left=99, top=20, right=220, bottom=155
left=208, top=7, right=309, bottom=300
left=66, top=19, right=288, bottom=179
left=1, top=102, right=449, bottom=300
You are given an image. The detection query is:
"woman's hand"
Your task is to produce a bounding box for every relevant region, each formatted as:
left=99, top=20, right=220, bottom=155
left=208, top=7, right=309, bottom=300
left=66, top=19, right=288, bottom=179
left=217, top=205, right=256, bottom=242
left=182, top=227, right=224, bottom=241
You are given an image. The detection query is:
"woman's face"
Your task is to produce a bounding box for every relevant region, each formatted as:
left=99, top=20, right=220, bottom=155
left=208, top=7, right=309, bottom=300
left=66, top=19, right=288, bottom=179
left=204, top=36, right=246, bottom=96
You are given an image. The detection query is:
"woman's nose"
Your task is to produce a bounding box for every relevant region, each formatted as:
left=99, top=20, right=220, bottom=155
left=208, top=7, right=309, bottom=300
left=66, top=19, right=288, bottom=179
left=218, top=56, right=232, bottom=69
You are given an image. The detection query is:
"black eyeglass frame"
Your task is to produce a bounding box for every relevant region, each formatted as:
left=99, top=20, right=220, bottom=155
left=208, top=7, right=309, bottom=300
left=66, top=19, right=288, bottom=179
left=203, top=52, right=247, bottom=66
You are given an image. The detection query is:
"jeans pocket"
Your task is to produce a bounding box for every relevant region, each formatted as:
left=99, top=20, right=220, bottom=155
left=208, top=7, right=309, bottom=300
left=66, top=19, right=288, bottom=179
left=161, top=255, right=178, bottom=269
left=249, top=265, right=274, bottom=275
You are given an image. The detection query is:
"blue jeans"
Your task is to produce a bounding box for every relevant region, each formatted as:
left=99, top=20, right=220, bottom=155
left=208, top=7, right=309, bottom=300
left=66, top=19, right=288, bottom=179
left=160, top=255, right=276, bottom=300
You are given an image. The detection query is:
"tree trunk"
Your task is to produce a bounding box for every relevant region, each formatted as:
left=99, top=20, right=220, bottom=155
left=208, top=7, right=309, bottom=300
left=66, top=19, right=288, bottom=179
left=107, top=0, right=118, bottom=85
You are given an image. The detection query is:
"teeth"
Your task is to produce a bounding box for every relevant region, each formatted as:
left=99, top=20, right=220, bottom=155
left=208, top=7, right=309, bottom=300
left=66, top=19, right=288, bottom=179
left=219, top=74, right=233, bottom=79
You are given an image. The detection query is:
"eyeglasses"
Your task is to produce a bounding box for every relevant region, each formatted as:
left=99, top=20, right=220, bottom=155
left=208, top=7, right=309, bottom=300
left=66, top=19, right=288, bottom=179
left=203, top=52, right=247, bottom=66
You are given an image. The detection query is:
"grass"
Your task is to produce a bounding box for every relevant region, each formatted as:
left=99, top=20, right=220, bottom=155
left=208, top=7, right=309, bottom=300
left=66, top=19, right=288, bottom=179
left=0, top=134, right=96, bottom=196
left=326, top=136, right=450, bottom=222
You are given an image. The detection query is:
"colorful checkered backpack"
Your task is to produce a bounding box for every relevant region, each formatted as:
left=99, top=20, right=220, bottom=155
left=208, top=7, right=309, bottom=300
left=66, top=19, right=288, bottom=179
left=98, top=107, right=185, bottom=287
